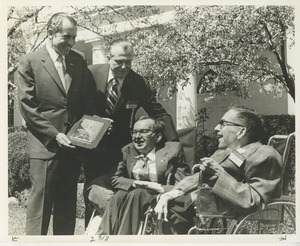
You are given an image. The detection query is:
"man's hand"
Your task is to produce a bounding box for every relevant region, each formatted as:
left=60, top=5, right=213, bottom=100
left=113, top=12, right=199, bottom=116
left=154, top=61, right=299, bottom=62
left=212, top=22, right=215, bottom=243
left=154, top=194, right=171, bottom=221
left=200, top=157, right=224, bottom=177
left=55, top=133, right=76, bottom=149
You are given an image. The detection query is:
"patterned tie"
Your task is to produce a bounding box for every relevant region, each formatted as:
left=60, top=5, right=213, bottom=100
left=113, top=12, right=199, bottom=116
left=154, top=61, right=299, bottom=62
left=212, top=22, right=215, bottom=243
left=106, top=78, right=119, bottom=115
left=57, top=55, right=70, bottom=92
left=135, top=155, right=149, bottom=181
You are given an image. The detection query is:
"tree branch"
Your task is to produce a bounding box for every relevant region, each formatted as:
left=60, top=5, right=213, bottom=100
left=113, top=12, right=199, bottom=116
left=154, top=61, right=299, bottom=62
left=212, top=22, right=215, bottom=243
left=7, top=6, right=45, bottom=37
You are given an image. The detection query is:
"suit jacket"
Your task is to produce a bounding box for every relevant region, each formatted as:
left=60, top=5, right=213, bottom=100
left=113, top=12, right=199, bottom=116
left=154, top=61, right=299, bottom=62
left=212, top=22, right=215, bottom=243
left=88, top=64, right=178, bottom=148
left=173, top=143, right=283, bottom=217
left=109, top=142, right=191, bottom=192
left=17, top=47, right=97, bottom=159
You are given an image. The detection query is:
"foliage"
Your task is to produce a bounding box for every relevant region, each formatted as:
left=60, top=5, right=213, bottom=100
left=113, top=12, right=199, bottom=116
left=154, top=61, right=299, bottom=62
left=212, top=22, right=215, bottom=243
left=8, top=202, right=85, bottom=235
left=8, top=6, right=48, bottom=110
left=132, top=6, right=295, bottom=101
left=14, top=189, right=30, bottom=209
left=8, top=5, right=295, bottom=109
left=196, top=107, right=209, bottom=136
left=8, top=203, right=26, bottom=235
left=262, top=114, right=295, bottom=143
left=8, top=129, right=30, bottom=197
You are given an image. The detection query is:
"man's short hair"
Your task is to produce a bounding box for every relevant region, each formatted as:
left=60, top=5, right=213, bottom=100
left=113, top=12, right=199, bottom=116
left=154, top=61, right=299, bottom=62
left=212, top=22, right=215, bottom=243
left=135, top=116, right=164, bottom=134
left=47, top=12, right=77, bottom=36
left=109, top=39, right=134, bottom=57
left=229, top=105, right=265, bottom=143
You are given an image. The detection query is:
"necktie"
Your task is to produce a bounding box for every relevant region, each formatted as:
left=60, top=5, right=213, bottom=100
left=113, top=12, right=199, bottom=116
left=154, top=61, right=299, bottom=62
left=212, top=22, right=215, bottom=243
left=106, top=78, right=119, bottom=115
left=57, top=55, right=70, bottom=92
left=135, top=155, right=149, bottom=181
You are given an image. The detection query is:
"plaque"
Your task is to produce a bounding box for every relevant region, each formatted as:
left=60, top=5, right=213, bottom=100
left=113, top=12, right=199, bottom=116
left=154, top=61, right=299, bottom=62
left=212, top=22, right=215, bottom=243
left=67, top=115, right=111, bottom=149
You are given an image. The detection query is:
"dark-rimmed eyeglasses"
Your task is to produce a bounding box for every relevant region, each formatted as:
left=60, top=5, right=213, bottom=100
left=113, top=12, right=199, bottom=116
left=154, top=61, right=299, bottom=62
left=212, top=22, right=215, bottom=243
left=218, top=119, right=245, bottom=129
left=130, top=129, right=155, bottom=136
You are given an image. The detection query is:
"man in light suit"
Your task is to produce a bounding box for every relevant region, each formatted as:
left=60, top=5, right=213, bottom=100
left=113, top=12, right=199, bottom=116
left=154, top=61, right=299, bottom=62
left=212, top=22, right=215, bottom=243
left=154, top=106, right=283, bottom=234
left=88, top=116, right=190, bottom=235
left=84, top=39, right=179, bottom=225
left=17, top=13, right=97, bottom=235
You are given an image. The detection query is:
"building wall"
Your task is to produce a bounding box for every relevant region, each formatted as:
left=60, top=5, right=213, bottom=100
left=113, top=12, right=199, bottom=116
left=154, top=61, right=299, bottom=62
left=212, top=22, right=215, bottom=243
left=197, top=82, right=290, bottom=134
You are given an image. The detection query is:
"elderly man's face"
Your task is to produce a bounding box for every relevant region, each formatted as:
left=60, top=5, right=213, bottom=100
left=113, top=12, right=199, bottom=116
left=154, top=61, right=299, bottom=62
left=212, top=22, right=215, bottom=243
left=131, top=119, right=161, bottom=155
left=50, top=18, right=77, bottom=56
left=214, top=110, right=245, bottom=150
left=109, top=44, right=133, bottom=79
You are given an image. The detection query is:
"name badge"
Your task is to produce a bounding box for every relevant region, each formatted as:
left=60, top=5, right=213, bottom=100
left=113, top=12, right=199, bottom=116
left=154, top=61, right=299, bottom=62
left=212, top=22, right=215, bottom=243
left=126, top=101, right=138, bottom=109
left=229, top=150, right=245, bottom=167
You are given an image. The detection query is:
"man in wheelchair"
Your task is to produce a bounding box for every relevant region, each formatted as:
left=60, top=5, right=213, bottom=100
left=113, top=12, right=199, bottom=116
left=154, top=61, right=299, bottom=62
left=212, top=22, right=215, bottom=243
left=153, top=106, right=283, bottom=234
left=88, top=116, right=190, bottom=234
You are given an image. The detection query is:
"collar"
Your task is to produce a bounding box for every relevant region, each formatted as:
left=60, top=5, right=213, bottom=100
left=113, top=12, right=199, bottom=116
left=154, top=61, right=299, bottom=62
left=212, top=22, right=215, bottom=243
left=108, top=68, right=124, bottom=87
left=146, top=147, right=156, bottom=163
left=46, top=40, right=65, bottom=64
left=136, top=147, right=156, bottom=161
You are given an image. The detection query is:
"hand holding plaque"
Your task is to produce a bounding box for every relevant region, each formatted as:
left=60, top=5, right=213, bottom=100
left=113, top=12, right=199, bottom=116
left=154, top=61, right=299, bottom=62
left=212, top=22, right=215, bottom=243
left=67, top=115, right=112, bottom=149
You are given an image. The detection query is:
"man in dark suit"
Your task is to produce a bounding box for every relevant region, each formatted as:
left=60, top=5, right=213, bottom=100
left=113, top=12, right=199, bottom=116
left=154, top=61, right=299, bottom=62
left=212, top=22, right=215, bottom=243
left=17, top=13, right=96, bottom=235
left=88, top=116, right=190, bottom=235
left=154, top=106, right=283, bottom=234
left=84, top=39, right=178, bottom=225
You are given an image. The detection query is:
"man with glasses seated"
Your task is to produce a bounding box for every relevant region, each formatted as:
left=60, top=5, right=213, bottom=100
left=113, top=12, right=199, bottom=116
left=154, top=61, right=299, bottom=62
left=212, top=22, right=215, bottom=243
left=153, top=106, right=283, bottom=234
left=88, top=116, right=190, bottom=234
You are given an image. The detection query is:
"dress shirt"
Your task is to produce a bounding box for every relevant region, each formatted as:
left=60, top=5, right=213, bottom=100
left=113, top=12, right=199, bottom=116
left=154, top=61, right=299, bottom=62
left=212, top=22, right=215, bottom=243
left=46, top=41, right=69, bottom=91
left=132, top=147, right=157, bottom=182
left=107, top=69, right=124, bottom=96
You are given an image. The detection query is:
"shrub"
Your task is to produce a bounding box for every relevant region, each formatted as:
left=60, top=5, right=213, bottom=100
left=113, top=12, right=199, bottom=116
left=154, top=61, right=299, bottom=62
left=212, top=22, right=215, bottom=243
left=261, top=114, right=295, bottom=144
left=8, top=130, right=31, bottom=197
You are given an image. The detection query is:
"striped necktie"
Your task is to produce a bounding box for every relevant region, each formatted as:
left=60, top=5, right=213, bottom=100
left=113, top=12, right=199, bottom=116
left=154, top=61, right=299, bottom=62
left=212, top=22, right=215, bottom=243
left=106, top=78, right=119, bottom=115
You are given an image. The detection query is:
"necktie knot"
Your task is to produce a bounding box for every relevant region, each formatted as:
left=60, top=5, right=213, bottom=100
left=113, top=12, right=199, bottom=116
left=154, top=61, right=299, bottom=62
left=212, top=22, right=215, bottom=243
left=135, top=154, right=148, bottom=167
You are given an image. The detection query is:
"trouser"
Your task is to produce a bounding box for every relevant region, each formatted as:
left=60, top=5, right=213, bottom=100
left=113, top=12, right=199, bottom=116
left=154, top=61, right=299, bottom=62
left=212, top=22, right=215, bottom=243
left=99, top=188, right=158, bottom=235
left=83, top=146, right=122, bottom=227
left=26, top=153, right=81, bottom=235
left=158, top=195, right=195, bottom=234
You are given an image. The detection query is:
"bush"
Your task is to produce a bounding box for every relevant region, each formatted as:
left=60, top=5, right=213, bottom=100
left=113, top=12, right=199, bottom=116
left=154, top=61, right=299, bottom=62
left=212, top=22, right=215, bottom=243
left=261, top=114, right=295, bottom=144
left=8, top=129, right=31, bottom=197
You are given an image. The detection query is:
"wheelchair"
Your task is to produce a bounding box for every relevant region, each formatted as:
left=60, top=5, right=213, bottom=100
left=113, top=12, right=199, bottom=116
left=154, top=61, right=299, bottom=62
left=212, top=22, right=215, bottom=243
left=84, top=127, right=197, bottom=235
left=140, top=132, right=296, bottom=235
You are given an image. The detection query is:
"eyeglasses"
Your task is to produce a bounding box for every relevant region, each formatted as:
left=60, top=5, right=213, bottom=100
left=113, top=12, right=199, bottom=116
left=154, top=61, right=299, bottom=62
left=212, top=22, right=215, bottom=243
left=130, top=129, right=155, bottom=136
left=218, top=119, right=245, bottom=129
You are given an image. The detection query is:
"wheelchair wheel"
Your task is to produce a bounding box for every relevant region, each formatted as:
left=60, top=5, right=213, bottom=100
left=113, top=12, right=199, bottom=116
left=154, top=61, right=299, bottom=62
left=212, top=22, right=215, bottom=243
left=228, top=197, right=295, bottom=234
left=139, top=210, right=157, bottom=235
left=187, top=217, right=228, bottom=234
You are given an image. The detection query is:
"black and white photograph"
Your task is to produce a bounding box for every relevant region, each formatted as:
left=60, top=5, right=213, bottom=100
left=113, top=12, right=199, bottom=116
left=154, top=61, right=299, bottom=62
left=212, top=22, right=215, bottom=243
left=2, top=0, right=298, bottom=244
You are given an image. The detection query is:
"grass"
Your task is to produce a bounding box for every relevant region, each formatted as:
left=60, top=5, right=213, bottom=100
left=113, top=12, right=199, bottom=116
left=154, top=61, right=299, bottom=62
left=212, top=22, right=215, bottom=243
left=9, top=183, right=86, bottom=236
left=8, top=203, right=85, bottom=236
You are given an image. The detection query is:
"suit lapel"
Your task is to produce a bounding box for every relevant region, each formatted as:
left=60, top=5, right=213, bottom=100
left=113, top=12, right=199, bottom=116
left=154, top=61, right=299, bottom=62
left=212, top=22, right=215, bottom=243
left=112, top=93, right=125, bottom=114
left=126, top=145, right=139, bottom=178
left=65, top=54, right=74, bottom=94
left=155, top=146, right=169, bottom=183
left=42, top=48, right=66, bottom=97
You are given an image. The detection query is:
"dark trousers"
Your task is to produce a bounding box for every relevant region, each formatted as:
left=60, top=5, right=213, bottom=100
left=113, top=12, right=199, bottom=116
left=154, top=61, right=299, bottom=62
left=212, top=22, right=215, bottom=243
left=158, top=195, right=195, bottom=234
left=99, top=188, right=157, bottom=235
left=26, top=153, right=81, bottom=235
left=83, top=146, right=122, bottom=227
